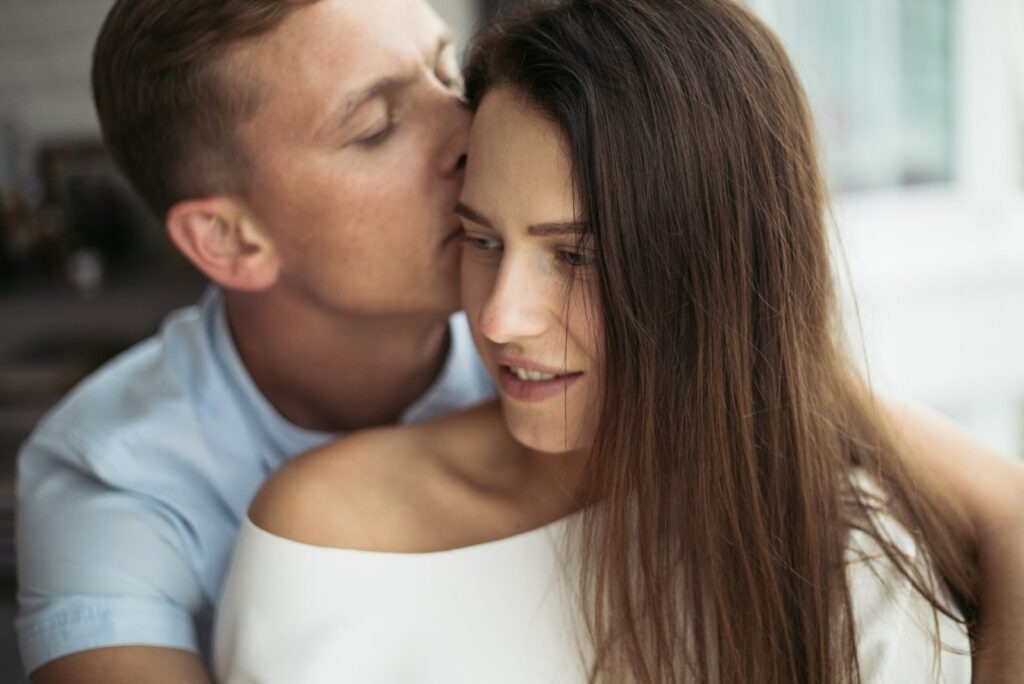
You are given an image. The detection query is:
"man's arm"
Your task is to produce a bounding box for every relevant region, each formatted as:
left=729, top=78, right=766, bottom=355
left=31, top=647, right=211, bottom=684
left=883, top=399, right=1024, bottom=683
left=16, top=434, right=211, bottom=681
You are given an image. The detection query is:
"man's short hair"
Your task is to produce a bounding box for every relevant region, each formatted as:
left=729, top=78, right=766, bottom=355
left=92, top=0, right=319, bottom=218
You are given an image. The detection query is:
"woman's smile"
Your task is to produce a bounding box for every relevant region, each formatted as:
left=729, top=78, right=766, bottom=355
left=498, top=364, right=584, bottom=402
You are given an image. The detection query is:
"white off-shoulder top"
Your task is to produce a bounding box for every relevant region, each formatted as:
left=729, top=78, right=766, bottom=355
left=214, top=513, right=971, bottom=683
left=214, top=514, right=588, bottom=683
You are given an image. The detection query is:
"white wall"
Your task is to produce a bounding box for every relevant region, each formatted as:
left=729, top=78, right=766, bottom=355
left=429, top=0, right=479, bottom=51
left=0, top=0, right=109, bottom=142
left=838, top=191, right=1024, bottom=458
left=745, top=0, right=1024, bottom=459
left=0, top=0, right=112, bottom=198
left=838, top=0, right=1024, bottom=458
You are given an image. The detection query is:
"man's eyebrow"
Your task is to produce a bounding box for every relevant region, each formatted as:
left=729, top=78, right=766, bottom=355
left=330, top=74, right=416, bottom=131
left=456, top=202, right=585, bottom=236
left=327, top=33, right=454, bottom=136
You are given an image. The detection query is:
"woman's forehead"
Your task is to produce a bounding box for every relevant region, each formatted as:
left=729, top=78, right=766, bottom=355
left=463, top=88, right=578, bottom=232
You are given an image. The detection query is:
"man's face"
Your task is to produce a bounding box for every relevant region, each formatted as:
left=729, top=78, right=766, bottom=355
left=234, top=0, right=468, bottom=318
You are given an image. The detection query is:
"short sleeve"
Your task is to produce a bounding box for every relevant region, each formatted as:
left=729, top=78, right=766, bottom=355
left=16, top=433, right=206, bottom=674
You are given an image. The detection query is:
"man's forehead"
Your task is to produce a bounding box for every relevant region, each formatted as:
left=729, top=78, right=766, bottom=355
left=237, top=2, right=445, bottom=99
left=230, top=0, right=450, bottom=144
left=276, top=0, right=442, bottom=52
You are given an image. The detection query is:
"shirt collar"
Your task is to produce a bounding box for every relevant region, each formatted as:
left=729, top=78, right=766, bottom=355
left=202, top=288, right=489, bottom=471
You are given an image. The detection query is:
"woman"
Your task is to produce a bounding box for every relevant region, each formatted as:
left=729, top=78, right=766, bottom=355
left=215, top=1, right=981, bottom=681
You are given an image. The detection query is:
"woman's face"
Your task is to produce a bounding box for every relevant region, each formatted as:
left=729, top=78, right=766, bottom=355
left=459, top=87, right=602, bottom=454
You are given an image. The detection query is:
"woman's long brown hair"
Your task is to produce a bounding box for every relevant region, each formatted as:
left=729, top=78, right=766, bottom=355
left=464, top=1, right=977, bottom=681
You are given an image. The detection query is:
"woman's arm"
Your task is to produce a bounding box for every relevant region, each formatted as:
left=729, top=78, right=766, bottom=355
left=883, top=399, right=1024, bottom=683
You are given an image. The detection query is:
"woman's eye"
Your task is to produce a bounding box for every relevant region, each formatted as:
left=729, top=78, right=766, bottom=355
left=557, top=249, right=594, bottom=267
left=462, top=233, right=502, bottom=252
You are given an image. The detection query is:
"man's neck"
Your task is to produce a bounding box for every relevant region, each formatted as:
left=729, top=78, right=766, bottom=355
left=224, top=288, right=452, bottom=433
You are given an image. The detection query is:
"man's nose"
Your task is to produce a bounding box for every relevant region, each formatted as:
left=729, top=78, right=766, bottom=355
left=435, top=91, right=471, bottom=180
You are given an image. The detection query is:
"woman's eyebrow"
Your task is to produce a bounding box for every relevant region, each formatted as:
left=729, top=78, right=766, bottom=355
left=456, top=202, right=584, bottom=235
left=527, top=221, right=586, bottom=237
left=455, top=201, right=492, bottom=227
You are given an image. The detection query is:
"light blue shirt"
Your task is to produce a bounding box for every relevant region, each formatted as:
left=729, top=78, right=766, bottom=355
left=15, top=288, right=495, bottom=674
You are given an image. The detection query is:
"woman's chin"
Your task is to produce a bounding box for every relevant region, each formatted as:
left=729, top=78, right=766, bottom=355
left=502, top=411, right=592, bottom=455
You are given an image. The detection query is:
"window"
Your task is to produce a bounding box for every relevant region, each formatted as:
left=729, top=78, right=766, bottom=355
left=745, top=0, right=1024, bottom=198
left=757, top=0, right=954, bottom=191
left=745, top=0, right=1024, bottom=456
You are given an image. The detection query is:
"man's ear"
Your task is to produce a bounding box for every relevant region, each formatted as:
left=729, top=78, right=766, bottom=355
left=166, top=197, right=280, bottom=291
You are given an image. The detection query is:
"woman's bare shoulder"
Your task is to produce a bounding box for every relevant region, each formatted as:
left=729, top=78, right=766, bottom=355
left=247, top=401, right=503, bottom=550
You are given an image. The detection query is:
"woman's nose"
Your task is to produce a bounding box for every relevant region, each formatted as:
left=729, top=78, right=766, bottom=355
left=479, top=261, right=548, bottom=344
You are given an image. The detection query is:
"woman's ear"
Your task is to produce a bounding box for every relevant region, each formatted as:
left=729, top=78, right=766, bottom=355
left=166, top=197, right=280, bottom=291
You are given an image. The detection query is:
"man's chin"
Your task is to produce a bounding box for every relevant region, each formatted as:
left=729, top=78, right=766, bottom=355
left=400, top=282, right=462, bottom=319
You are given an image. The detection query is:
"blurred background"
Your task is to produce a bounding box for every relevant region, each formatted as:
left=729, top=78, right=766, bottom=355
left=1, top=0, right=1022, bottom=679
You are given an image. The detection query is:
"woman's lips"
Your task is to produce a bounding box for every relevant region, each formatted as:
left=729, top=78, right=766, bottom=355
left=498, top=365, right=582, bottom=402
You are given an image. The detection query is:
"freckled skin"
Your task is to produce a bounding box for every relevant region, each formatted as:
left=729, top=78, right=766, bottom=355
left=235, top=0, right=470, bottom=319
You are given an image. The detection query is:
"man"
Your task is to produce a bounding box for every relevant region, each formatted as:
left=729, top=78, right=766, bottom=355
left=15, top=0, right=1024, bottom=682
left=17, top=1, right=491, bottom=681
